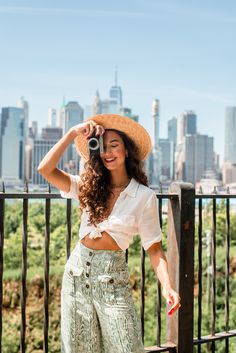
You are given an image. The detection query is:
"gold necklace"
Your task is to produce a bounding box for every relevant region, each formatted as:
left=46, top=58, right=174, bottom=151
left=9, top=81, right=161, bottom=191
left=110, top=178, right=131, bottom=190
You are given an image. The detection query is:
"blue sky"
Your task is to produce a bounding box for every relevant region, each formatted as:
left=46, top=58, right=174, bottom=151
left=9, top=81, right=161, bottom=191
left=0, top=0, right=236, bottom=165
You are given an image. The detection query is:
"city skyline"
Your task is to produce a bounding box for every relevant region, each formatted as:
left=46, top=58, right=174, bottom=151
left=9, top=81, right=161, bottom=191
left=0, top=79, right=232, bottom=166
left=1, top=0, right=236, bottom=164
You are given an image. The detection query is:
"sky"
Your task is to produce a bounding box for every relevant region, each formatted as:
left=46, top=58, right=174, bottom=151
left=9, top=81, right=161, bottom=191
left=0, top=0, right=236, bottom=166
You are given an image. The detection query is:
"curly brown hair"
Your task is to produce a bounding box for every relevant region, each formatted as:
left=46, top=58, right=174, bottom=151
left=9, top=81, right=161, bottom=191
left=78, top=129, right=149, bottom=226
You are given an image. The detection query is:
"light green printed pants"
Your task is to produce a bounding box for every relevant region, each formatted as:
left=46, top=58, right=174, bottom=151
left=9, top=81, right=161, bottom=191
left=60, top=241, right=145, bottom=353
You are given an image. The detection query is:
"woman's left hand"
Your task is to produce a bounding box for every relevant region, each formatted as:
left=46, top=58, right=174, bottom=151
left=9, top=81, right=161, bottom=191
left=162, top=284, right=181, bottom=316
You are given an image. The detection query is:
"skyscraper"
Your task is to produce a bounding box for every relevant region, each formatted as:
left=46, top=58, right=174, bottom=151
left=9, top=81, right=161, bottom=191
left=29, top=121, right=38, bottom=140
left=224, top=106, right=236, bottom=163
left=48, top=108, right=57, bottom=127
left=152, top=99, right=160, bottom=148
left=183, top=133, right=214, bottom=184
left=109, top=68, right=123, bottom=107
left=177, top=111, right=197, bottom=144
left=92, top=91, right=102, bottom=115
left=41, top=127, right=62, bottom=140
left=148, top=99, right=161, bottom=186
left=120, top=107, right=139, bottom=122
left=168, top=117, right=177, bottom=144
left=17, top=96, right=29, bottom=144
left=32, top=138, right=64, bottom=185
left=59, top=100, right=83, bottom=171
left=158, top=138, right=175, bottom=181
left=0, top=107, right=25, bottom=184
left=168, top=117, right=177, bottom=180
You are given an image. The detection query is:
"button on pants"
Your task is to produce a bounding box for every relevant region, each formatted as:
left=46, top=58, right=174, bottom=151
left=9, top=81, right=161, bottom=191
left=61, top=241, right=145, bottom=353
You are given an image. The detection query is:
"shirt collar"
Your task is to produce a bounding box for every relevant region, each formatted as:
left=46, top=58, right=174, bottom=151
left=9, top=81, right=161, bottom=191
left=120, top=177, right=139, bottom=198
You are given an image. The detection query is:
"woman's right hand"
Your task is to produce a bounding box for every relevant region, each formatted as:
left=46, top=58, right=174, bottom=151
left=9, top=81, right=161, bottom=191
left=70, top=120, right=105, bottom=139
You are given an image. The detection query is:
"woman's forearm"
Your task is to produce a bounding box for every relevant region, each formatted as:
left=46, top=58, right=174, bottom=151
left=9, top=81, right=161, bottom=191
left=37, top=128, right=77, bottom=175
left=148, top=242, right=180, bottom=313
left=147, top=243, right=171, bottom=288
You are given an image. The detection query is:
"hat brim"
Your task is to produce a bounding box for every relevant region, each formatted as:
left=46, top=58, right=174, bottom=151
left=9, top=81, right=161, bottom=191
left=74, top=114, right=152, bottom=161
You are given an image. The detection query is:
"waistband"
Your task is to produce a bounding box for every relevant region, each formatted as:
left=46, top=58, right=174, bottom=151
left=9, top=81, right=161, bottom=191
left=70, top=241, right=127, bottom=273
left=75, top=241, right=125, bottom=255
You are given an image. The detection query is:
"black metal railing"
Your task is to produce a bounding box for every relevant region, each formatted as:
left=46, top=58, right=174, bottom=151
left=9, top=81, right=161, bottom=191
left=193, top=191, right=236, bottom=353
left=1, top=181, right=236, bottom=353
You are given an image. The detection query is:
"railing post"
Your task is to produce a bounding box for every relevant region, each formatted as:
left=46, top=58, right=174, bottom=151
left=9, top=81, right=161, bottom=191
left=166, top=181, right=195, bottom=353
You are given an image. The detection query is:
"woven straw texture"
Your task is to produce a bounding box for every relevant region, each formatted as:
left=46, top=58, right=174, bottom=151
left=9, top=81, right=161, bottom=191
left=74, top=114, right=152, bottom=161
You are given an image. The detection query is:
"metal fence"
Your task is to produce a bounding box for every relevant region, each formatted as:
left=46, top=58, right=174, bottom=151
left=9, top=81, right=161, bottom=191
left=1, top=181, right=236, bottom=353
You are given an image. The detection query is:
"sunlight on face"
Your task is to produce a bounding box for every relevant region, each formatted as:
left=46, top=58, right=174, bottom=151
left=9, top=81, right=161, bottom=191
left=100, top=130, right=128, bottom=170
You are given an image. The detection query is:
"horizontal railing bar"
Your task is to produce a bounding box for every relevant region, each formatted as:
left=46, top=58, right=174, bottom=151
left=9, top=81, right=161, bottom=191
left=0, top=193, right=62, bottom=199
left=0, top=193, right=179, bottom=200
left=194, top=330, right=236, bottom=344
left=195, top=194, right=236, bottom=199
left=145, top=344, right=177, bottom=352
left=1, top=192, right=236, bottom=200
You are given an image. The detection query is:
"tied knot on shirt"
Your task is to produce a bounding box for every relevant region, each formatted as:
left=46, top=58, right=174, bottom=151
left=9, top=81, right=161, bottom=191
left=88, top=226, right=103, bottom=239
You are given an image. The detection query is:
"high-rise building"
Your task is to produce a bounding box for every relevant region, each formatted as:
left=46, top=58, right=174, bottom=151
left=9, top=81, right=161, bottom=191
left=92, top=72, right=123, bottom=117
left=25, top=144, right=32, bottom=182
left=148, top=99, right=161, bottom=186
left=92, top=91, right=102, bottom=115
left=101, top=98, right=120, bottom=114
left=41, top=127, right=62, bottom=140
left=222, top=161, right=236, bottom=184
left=32, top=139, right=64, bottom=185
left=181, top=133, right=214, bottom=184
left=152, top=99, right=160, bottom=148
left=109, top=68, right=123, bottom=107
left=177, top=110, right=197, bottom=144
left=0, top=107, right=25, bottom=184
left=59, top=101, right=84, bottom=133
left=17, top=96, right=29, bottom=144
left=48, top=108, right=57, bottom=127
left=168, top=117, right=177, bottom=144
left=158, top=138, right=175, bottom=181
left=92, top=90, right=120, bottom=115
left=224, top=106, right=236, bottom=163
left=59, top=100, right=83, bottom=169
left=168, top=117, right=177, bottom=179
left=29, top=121, right=38, bottom=140
left=119, top=107, right=139, bottom=122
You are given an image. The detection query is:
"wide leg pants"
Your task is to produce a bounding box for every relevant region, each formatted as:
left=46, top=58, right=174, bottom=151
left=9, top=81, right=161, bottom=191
left=60, top=241, right=145, bottom=353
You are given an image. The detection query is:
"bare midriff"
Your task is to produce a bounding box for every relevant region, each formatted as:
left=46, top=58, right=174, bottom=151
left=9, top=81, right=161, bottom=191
left=79, top=191, right=125, bottom=251
left=80, top=231, right=122, bottom=250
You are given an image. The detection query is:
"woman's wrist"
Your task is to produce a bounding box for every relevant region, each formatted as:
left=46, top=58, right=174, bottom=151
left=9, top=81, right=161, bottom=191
left=68, top=127, right=78, bottom=139
left=162, top=282, right=172, bottom=291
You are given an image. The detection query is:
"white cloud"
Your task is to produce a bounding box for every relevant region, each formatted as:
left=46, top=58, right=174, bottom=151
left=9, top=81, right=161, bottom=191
left=0, top=5, right=150, bottom=19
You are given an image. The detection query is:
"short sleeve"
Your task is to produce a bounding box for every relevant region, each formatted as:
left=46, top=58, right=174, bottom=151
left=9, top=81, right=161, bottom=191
left=138, top=192, right=162, bottom=250
left=60, top=174, right=81, bottom=201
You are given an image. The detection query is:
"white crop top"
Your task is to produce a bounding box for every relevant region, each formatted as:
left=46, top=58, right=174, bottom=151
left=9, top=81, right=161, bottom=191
left=60, top=174, right=162, bottom=251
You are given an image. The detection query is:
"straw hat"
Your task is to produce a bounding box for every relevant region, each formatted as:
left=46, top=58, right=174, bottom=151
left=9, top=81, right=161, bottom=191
left=74, top=114, right=152, bottom=161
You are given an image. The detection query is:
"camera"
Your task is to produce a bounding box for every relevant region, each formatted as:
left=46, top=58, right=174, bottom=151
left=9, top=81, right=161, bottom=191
left=87, top=131, right=104, bottom=157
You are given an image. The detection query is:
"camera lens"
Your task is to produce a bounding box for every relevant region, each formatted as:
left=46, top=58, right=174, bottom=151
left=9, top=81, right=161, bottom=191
left=88, top=137, right=99, bottom=150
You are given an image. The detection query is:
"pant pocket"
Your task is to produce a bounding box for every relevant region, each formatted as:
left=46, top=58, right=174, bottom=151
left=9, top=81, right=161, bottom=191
left=62, top=262, right=85, bottom=296
left=97, top=271, right=130, bottom=305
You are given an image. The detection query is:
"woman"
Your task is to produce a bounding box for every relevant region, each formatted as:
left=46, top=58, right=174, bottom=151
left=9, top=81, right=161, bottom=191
left=37, top=114, right=180, bottom=353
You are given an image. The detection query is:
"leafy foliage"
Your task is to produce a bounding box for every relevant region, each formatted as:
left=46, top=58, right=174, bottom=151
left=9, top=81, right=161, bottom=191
left=2, top=199, right=236, bottom=352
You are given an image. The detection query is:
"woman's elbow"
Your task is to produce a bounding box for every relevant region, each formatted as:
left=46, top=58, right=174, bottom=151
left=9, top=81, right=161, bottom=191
left=147, top=241, right=162, bottom=255
left=37, top=164, right=44, bottom=175
left=37, top=163, right=49, bottom=176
